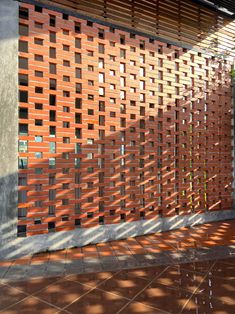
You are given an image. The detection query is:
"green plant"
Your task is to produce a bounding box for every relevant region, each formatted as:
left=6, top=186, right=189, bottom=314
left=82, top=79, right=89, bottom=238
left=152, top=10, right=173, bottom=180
left=230, top=69, right=235, bottom=79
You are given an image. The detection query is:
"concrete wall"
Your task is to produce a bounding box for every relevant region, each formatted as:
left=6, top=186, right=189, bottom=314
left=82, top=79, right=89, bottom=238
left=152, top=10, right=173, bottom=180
left=0, top=0, right=19, bottom=244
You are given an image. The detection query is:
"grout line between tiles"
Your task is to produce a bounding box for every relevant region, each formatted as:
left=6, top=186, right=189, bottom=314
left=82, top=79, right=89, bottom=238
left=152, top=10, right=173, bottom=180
left=179, top=260, right=217, bottom=313
left=60, top=269, right=122, bottom=311
left=116, top=266, right=171, bottom=314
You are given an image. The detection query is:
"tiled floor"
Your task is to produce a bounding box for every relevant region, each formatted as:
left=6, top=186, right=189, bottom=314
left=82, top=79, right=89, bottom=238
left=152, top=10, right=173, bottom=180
left=1, top=219, right=235, bottom=313
left=1, top=258, right=235, bottom=313
left=2, top=219, right=235, bottom=266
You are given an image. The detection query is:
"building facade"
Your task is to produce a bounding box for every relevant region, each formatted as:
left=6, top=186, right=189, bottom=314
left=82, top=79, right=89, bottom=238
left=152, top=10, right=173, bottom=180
left=0, top=0, right=235, bottom=257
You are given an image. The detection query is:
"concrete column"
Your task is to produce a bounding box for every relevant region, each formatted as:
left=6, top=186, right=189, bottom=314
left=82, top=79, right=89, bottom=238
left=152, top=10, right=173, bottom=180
left=0, top=0, right=19, bottom=244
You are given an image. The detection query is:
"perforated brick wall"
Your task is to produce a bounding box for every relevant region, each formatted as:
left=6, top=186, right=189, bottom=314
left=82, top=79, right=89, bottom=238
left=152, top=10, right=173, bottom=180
left=18, top=2, right=233, bottom=237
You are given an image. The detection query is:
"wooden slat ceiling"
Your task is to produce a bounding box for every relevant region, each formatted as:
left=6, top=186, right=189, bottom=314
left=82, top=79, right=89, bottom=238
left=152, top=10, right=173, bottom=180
left=35, top=0, right=235, bottom=56
left=192, top=0, right=235, bottom=17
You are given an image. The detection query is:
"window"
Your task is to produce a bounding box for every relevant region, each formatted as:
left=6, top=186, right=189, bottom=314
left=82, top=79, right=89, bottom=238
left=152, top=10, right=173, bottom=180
left=75, top=38, right=81, bottom=48
left=48, top=222, right=55, bottom=232
left=49, top=189, right=56, bottom=201
left=19, top=7, right=29, bottom=20
left=99, top=87, right=105, bottom=96
left=19, top=123, right=28, bottom=135
left=49, top=63, right=56, bottom=74
left=75, top=68, right=81, bottom=79
left=63, top=60, right=70, bottom=67
left=49, top=47, right=56, bottom=58
left=75, top=98, right=82, bottom=109
left=19, top=41, right=28, bottom=53
left=62, top=29, right=69, bottom=35
left=99, top=58, right=104, bottom=68
left=49, top=142, right=56, bottom=153
left=120, top=63, right=125, bottom=73
left=120, top=49, right=126, bottom=58
left=99, top=73, right=105, bottom=83
left=19, top=175, right=27, bottom=186
left=19, top=157, right=28, bottom=169
left=75, top=53, right=81, bottom=63
left=49, top=79, right=56, bottom=90
left=19, top=107, right=28, bottom=119
left=35, top=54, right=43, bottom=62
left=34, top=22, right=43, bottom=33
left=87, top=50, right=93, bottom=56
left=19, top=140, right=28, bottom=152
left=63, top=45, right=69, bottom=52
left=35, top=71, right=43, bottom=77
left=18, top=208, right=27, bottom=218
left=34, top=38, right=43, bottom=45
left=19, top=57, right=28, bottom=69
left=49, top=15, right=56, bottom=27
left=74, top=21, right=81, bottom=33
left=17, top=225, right=26, bottom=237
left=98, top=29, right=104, bottom=39
left=19, top=24, right=28, bottom=36
left=49, top=205, right=55, bottom=216
left=99, top=101, right=105, bottom=111
left=35, top=86, right=43, bottom=94
left=98, top=44, right=105, bottom=54
left=76, top=83, right=82, bottom=93
left=35, top=135, right=43, bottom=143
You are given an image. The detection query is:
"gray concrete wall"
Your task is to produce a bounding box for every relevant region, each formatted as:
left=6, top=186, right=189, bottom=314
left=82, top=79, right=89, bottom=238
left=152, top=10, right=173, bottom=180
left=0, top=0, right=19, bottom=243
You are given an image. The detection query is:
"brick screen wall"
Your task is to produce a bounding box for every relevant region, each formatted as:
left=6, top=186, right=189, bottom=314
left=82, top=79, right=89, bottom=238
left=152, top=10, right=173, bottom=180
left=18, top=2, right=233, bottom=237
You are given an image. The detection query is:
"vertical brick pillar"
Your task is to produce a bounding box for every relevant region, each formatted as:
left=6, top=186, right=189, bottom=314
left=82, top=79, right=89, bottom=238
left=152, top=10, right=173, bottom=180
left=232, top=70, right=235, bottom=208
left=0, top=0, right=19, bottom=244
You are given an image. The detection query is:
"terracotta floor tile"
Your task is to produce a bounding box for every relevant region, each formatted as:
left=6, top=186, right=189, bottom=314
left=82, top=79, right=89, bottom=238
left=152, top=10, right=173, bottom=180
left=34, top=279, right=92, bottom=309
left=65, top=271, right=115, bottom=287
left=156, top=243, right=174, bottom=251
left=8, top=276, right=61, bottom=294
left=98, top=251, right=115, bottom=257
left=197, top=276, right=235, bottom=305
left=83, top=253, right=99, bottom=259
left=134, top=283, right=192, bottom=314
left=153, top=266, right=204, bottom=293
left=31, top=254, right=50, bottom=264
left=0, top=261, right=14, bottom=267
left=119, top=301, right=167, bottom=314
left=182, top=293, right=235, bottom=313
left=209, top=262, right=235, bottom=279
left=215, top=258, right=235, bottom=265
left=2, top=296, right=59, bottom=314
left=112, top=249, right=132, bottom=256
left=66, top=247, right=83, bottom=260
left=67, top=253, right=83, bottom=260
left=129, top=248, right=147, bottom=255
left=82, top=246, right=97, bottom=253
left=178, top=261, right=214, bottom=274
left=12, top=257, right=31, bottom=266
left=0, top=284, right=28, bottom=311
left=97, top=271, right=151, bottom=299
left=49, top=251, right=67, bottom=262
left=119, top=266, right=167, bottom=281
left=175, top=241, right=197, bottom=249
left=64, top=288, right=129, bottom=314
left=126, top=239, right=140, bottom=247
left=144, top=247, right=162, bottom=254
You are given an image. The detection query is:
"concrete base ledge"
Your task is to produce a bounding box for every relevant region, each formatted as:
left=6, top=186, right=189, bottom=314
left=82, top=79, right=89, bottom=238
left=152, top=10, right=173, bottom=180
left=1, top=209, right=235, bottom=260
